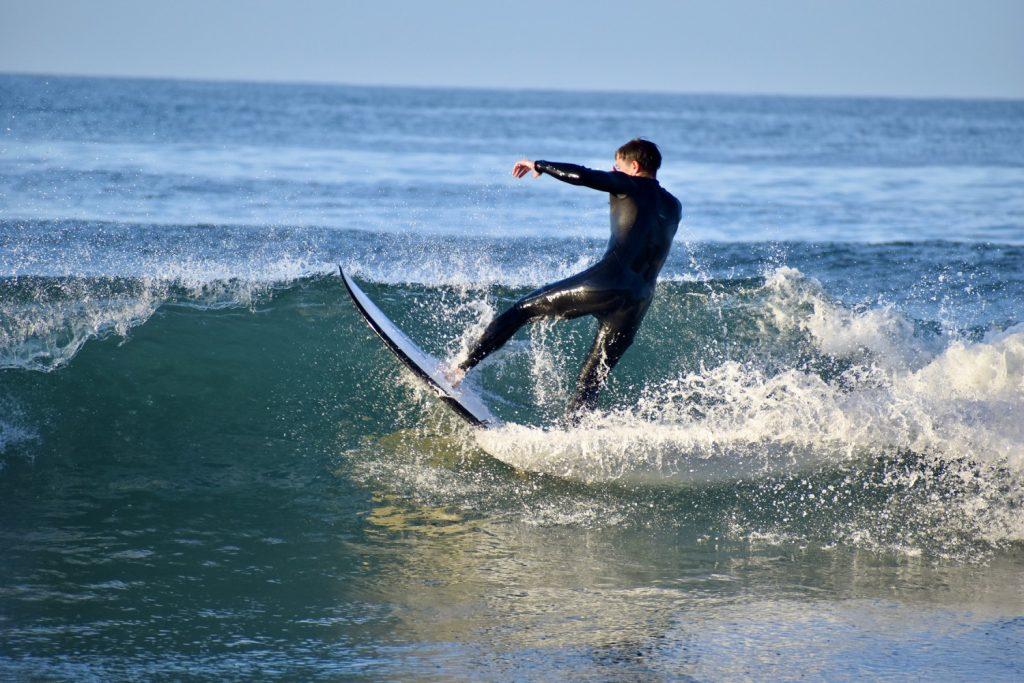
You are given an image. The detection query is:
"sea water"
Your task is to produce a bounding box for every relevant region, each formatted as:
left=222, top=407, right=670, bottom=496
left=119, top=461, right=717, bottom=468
left=1, top=74, right=1022, bottom=679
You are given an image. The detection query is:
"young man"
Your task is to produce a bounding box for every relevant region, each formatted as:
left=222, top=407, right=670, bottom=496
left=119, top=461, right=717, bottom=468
left=451, top=139, right=682, bottom=420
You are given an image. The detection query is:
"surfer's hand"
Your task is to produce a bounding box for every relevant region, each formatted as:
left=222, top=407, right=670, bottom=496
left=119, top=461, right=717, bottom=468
left=512, top=159, right=539, bottom=179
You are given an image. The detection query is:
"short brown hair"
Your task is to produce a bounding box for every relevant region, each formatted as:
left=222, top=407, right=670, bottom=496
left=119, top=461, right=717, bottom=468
left=616, top=138, right=662, bottom=174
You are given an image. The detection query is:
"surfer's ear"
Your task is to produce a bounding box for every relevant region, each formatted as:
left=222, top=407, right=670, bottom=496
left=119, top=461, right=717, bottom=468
left=614, top=155, right=640, bottom=176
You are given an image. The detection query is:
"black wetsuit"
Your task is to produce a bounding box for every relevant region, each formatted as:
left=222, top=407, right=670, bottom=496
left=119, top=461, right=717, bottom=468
left=461, top=160, right=683, bottom=417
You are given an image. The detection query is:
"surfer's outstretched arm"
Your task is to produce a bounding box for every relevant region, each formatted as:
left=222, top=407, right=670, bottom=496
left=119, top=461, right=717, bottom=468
left=513, top=159, right=636, bottom=195
left=535, top=160, right=636, bottom=194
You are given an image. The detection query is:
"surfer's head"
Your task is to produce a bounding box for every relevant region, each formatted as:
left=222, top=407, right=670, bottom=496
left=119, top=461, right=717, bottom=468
left=614, top=139, right=661, bottom=178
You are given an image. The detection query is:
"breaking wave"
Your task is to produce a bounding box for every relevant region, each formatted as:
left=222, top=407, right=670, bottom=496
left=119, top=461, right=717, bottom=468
left=1, top=234, right=1021, bottom=558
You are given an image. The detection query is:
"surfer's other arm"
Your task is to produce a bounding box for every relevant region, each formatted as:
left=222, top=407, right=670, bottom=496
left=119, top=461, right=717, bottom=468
left=512, top=159, right=635, bottom=194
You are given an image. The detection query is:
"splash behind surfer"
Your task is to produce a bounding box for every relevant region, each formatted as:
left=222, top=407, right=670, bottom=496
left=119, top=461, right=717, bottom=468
left=451, top=139, right=682, bottom=421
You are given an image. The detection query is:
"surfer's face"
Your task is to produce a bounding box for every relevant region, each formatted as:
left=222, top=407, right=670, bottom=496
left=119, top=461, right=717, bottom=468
left=613, top=154, right=641, bottom=176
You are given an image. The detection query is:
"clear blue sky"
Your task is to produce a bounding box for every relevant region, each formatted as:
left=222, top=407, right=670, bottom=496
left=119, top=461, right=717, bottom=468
left=2, top=0, right=1021, bottom=98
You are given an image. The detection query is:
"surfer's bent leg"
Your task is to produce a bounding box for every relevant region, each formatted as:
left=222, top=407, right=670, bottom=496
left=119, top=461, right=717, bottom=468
left=459, top=272, right=611, bottom=372
left=566, top=304, right=648, bottom=421
left=459, top=302, right=531, bottom=371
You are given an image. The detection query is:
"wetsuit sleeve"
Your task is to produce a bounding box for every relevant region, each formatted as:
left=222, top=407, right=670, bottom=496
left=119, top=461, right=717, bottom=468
left=534, top=160, right=636, bottom=195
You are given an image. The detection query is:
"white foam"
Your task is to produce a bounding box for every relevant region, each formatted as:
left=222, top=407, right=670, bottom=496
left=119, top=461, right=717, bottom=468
left=476, top=361, right=863, bottom=485
left=475, top=268, right=1024, bottom=543
left=762, top=266, right=939, bottom=370
left=906, top=323, right=1024, bottom=402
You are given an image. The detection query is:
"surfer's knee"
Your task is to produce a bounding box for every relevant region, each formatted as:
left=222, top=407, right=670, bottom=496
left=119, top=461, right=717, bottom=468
left=513, top=296, right=551, bottom=322
left=483, top=299, right=533, bottom=331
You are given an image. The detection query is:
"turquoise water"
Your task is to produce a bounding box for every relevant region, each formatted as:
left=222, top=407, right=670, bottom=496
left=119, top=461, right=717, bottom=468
left=1, top=75, right=1023, bottom=679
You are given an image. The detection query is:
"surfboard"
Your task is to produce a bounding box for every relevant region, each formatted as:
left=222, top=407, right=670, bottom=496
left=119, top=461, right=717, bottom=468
left=340, top=268, right=501, bottom=429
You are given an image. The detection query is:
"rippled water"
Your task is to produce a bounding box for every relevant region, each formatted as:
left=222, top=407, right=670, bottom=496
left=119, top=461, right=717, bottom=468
left=1, top=74, right=1022, bottom=679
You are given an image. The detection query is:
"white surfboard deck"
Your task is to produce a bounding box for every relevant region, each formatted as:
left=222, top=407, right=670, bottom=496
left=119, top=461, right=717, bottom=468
left=340, top=268, right=501, bottom=429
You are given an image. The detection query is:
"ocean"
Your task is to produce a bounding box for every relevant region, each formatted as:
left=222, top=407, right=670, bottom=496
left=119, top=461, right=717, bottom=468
left=1, top=73, right=1022, bottom=679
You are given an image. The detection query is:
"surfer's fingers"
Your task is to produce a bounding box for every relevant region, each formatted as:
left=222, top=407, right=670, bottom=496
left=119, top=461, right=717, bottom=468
left=512, top=159, right=535, bottom=178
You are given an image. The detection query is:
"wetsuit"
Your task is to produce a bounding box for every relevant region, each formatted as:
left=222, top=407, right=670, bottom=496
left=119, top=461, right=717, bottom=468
left=460, top=160, right=683, bottom=418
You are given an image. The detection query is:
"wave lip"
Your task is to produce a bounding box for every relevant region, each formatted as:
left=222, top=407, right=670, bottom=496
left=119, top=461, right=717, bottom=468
left=0, top=277, right=164, bottom=372
left=0, top=252, right=333, bottom=372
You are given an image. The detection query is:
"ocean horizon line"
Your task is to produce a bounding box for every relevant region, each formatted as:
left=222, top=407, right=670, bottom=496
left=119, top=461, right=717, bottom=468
left=4, top=69, right=1023, bottom=105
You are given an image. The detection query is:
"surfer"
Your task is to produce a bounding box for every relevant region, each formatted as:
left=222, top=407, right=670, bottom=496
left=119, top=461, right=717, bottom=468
left=449, top=139, right=682, bottom=421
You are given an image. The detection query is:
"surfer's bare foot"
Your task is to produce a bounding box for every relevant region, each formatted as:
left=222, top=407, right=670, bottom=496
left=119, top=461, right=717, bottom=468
left=443, top=363, right=466, bottom=387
